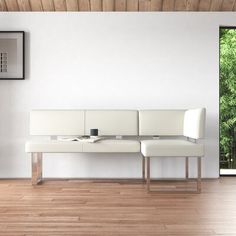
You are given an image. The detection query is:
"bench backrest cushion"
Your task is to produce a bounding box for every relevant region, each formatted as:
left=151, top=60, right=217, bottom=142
left=29, top=108, right=206, bottom=138
left=139, top=110, right=185, bottom=136
left=85, top=110, right=138, bottom=136
left=30, top=110, right=85, bottom=136
left=183, top=108, right=206, bottom=139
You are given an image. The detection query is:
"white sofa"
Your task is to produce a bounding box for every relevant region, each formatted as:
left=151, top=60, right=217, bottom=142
left=25, top=108, right=206, bottom=192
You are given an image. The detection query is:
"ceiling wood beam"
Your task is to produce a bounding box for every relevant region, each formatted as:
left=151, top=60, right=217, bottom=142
left=103, top=0, right=114, bottom=11
left=78, top=0, right=90, bottom=11
left=54, top=0, right=67, bottom=10
left=41, top=0, right=55, bottom=11
left=186, top=0, right=199, bottom=10
left=221, top=0, right=235, bottom=10
left=151, top=0, right=163, bottom=11
left=90, top=0, right=102, bottom=10
left=29, top=0, right=43, bottom=11
left=66, top=0, right=78, bottom=10
left=115, top=0, right=126, bottom=11
left=127, top=0, right=138, bottom=10
left=234, top=0, right=236, bottom=10
left=198, top=0, right=211, bottom=10
left=162, top=0, right=175, bottom=10
left=5, top=0, right=19, bottom=11
left=17, top=0, right=31, bottom=10
left=174, top=0, right=187, bottom=11
left=210, top=0, right=223, bottom=11
left=139, top=0, right=151, bottom=11
left=0, top=0, right=7, bottom=10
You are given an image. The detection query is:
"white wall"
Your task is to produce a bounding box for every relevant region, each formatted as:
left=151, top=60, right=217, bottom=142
left=0, top=12, right=234, bottom=178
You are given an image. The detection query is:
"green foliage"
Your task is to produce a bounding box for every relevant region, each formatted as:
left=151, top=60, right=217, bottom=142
left=220, top=29, right=236, bottom=159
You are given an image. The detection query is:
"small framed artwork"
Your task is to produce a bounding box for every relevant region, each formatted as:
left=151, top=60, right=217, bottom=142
left=0, top=31, right=24, bottom=80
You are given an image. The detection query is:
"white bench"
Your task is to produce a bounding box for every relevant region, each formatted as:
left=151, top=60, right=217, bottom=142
left=139, top=109, right=205, bottom=192
left=25, top=110, right=141, bottom=185
left=25, top=108, right=205, bottom=193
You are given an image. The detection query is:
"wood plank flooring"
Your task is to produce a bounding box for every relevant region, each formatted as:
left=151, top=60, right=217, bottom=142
left=0, top=177, right=236, bottom=235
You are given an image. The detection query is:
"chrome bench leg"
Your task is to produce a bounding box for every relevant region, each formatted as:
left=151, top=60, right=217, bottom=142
left=197, top=157, right=201, bottom=193
left=142, top=155, right=146, bottom=182
left=146, top=156, right=202, bottom=193
left=32, top=152, right=43, bottom=185
left=146, top=157, right=150, bottom=192
left=185, top=157, right=189, bottom=179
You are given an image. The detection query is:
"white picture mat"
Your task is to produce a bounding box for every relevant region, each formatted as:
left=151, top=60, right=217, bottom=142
left=0, top=32, right=23, bottom=78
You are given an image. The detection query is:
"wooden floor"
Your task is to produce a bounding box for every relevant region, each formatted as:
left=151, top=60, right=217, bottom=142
left=0, top=178, right=236, bottom=236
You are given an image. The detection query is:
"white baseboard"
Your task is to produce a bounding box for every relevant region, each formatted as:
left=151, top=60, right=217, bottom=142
left=220, top=169, right=236, bottom=175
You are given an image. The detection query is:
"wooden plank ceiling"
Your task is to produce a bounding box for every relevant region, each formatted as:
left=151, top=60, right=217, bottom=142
left=0, top=0, right=236, bottom=11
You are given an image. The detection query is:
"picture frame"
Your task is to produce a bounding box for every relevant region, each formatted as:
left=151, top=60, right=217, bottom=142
left=0, top=31, right=24, bottom=80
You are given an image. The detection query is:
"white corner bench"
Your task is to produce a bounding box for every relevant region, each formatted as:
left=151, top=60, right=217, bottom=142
left=25, top=108, right=206, bottom=193
left=139, top=109, right=205, bottom=192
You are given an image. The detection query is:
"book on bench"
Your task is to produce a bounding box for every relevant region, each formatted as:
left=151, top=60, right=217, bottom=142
left=59, top=136, right=103, bottom=143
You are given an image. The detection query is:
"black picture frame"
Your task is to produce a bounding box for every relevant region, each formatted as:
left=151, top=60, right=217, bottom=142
left=0, top=31, right=25, bottom=80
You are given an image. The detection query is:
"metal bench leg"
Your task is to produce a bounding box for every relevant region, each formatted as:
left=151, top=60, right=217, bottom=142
left=142, top=155, right=146, bottom=182
left=197, top=157, right=201, bottom=193
left=32, top=152, right=43, bottom=185
left=185, top=157, right=189, bottom=179
left=146, top=157, right=150, bottom=192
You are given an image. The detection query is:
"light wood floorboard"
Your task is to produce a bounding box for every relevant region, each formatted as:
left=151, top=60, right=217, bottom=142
left=0, top=177, right=235, bottom=235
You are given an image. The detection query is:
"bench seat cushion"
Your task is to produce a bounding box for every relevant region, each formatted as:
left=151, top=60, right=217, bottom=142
left=26, top=139, right=140, bottom=153
left=82, top=139, right=140, bottom=153
left=141, top=139, right=204, bottom=157
left=25, top=140, right=83, bottom=153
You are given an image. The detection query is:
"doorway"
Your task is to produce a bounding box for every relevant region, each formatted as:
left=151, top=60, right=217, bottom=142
left=220, top=27, right=236, bottom=175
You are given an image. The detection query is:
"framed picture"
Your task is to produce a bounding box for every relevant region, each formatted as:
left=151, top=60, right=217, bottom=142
left=0, top=31, right=24, bottom=80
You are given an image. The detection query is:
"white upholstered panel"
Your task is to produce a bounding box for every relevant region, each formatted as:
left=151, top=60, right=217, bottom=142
left=139, top=110, right=185, bottom=136
left=30, top=110, right=85, bottom=136
left=85, top=110, right=138, bottom=136
left=25, top=139, right=140, bottom=153
left=141, top=139, right=204, bottom=157
left=183, top=108, right=206, bottom=139
left=25, top=140, right=83, bottom=153
left=83, top=139, right=140, bottom=153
